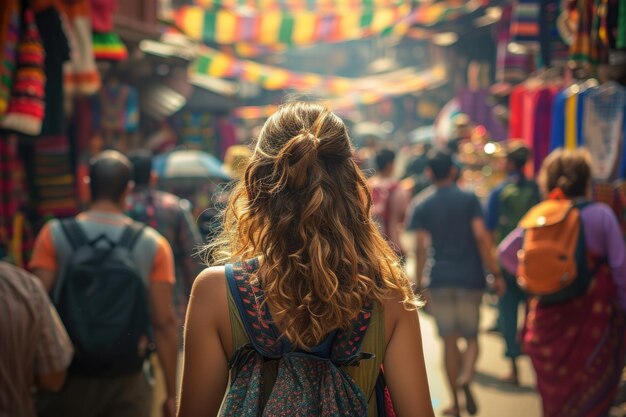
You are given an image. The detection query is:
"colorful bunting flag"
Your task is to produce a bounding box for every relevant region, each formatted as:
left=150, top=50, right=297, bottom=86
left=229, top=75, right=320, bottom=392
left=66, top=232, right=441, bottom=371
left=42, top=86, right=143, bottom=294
left=230, top=65, right=446, bottom=119
left=194, top=0, right=407, bottom=12
left=172, top=4, right=412, bottom=46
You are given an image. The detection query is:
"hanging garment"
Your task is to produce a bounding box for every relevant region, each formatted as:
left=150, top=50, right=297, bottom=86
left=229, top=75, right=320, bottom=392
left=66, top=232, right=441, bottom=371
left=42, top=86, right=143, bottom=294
left=33, top=136, right=78, bottom=218
left=94, top=83, right=139, bottom=133
left=539, top=0, right=570, bottom=67
left=511, top=0, right=542, bottom=46
left=1, top=8, right=46, bottom=136
left=550, top=88, right=567, bottom=150
left=496, top=5, right=536, bottom=85
left=570, top=0, right=597, bottom=64
left=0, top=0, right=20, bottom=119
left=531, top=88, right=555, bottom=171
left=56, top=0, right=101, bottom=95
left=564, top=89, right=579, bottom=149
left=35, top=6, right=70, bottom=136
left=509, top=85, right=527, bottom=139
left=582, top=82, right=626, bottom=181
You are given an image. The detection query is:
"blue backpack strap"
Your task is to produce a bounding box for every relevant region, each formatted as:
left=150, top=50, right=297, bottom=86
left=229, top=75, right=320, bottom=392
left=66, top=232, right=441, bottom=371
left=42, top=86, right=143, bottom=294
left=331, top=300, right=374, bottom=365
left=226, top=258, right=282, bottom=358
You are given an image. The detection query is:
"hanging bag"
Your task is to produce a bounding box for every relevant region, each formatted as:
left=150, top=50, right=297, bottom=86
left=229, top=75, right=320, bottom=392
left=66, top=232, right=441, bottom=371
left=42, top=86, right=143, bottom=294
left=223, top=259, right=396, bottom=416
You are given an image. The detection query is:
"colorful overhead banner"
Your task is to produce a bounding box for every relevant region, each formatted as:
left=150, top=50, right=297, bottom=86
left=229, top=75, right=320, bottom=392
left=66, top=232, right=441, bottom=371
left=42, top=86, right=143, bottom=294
left=170, top=0, right=486, bottom=47
left=194, top=0, right=407, bottom=12
left=191, top=46, right=446, bottom=95
left=230, top=65, right=447, bottom=119
left=171, top=4, right=412, bottom=46
left=191, top=47, right=353, bottom=93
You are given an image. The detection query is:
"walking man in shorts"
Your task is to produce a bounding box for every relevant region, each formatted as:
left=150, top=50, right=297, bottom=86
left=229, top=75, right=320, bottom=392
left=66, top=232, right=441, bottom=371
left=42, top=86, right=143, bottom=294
left=410, top=150, right=504, bottom=417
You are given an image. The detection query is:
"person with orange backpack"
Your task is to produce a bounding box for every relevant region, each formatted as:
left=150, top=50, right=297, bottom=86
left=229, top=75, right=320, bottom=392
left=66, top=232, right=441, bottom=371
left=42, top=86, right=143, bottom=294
left=177, top=103, right=434, bottom=417
left=499, top=148, right=626, bottom=417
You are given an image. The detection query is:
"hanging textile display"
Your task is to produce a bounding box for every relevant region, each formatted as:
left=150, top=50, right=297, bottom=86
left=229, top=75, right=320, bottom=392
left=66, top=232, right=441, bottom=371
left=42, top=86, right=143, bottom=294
left=495, top=5, right=535, bottom=86
left=567, top=0, right=623, bottom=66
left=91, top=0, right=128, bottom=61
left=33, top=135, right=78, bottom=218
left=35, top=6, right=71, bottom=136
left=458, top=88, right=509, bottom=141
left=92, top=80, right=140, bottom=150
left=582, top=82, right=626, bottom=181
left=92, top=32, right=128, bottom=61
left=508, top=79, right=561, bottom=173
left=0, top=0, right=20, bottom=120
left=56, top=0, right=101, bottom=95
left=0, top=134, right=35, bottom=267
left=508, top=0, right=569, bottom=68
left=1, top=9, right=46, bottom=136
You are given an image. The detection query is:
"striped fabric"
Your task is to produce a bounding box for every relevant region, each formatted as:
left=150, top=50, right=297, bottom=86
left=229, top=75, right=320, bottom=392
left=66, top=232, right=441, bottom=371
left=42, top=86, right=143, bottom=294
left=510, top=0, right=541, bottom=44
left=570, top=0, right=596, bottom=64
left=0, top=135, right=18, bottom=255
left=0, top=0, right=20, bottom=120
left=92, top=32, right=128, bottom=62
left=33, top=136, right=78, bottom=218
left=0, top=261, right=73, bottom=417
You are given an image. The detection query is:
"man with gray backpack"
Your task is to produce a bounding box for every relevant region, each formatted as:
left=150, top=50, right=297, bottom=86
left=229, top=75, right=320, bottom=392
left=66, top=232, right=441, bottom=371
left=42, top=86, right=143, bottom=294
left=30, top=151, right=179, bottom=417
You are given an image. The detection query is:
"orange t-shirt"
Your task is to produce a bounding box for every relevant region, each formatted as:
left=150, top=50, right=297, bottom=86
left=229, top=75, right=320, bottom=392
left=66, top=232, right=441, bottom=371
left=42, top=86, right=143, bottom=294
left=29, top=213, right=175, bottom=286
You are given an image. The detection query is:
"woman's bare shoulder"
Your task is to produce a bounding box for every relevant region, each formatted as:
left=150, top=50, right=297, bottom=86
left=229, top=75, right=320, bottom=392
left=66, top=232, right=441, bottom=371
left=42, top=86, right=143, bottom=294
left=380, top=290, right=419, bottom=343
left=189, top=267, right=228, bottom=316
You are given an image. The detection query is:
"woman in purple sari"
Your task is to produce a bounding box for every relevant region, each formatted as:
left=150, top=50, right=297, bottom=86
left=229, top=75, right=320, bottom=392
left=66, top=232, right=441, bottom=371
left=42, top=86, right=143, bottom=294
left=499, top=149, right=626, bottom=417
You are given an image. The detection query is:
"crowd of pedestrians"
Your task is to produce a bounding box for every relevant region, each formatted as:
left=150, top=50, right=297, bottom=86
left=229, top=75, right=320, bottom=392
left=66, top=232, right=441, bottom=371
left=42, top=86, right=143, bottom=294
left=0, top=103, right=625, bottom=417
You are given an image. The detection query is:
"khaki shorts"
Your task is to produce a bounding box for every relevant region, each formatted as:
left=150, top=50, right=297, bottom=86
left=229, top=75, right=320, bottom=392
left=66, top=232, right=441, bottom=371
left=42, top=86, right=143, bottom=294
left=37, top=368, right=153, bottom=417
left=429, top=287, right=483, bottom=338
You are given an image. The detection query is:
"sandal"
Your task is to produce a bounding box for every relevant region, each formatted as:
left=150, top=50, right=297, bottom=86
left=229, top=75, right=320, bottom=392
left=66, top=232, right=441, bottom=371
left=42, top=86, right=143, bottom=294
left=462, top=383, right=478, bottom=415
left=441, top=406, right=461, bottom=417
left=501, top=373, right=520, bottom=386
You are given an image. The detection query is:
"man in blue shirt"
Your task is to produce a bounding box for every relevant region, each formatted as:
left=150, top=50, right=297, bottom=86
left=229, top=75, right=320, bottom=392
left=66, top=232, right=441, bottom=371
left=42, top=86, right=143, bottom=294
left=411, top=150, right=504, bottom=417
left=485, top=143, right=540, bottom=385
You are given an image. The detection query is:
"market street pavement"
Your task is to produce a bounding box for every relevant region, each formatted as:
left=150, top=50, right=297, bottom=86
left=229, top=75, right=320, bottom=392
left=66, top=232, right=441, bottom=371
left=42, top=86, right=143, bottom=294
left=419, top=305, right=542, bottom=417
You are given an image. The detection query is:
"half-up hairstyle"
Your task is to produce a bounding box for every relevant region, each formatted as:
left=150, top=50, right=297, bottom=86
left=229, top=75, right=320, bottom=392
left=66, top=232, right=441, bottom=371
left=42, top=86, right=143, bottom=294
left=208, top=102, right=417, bottom=349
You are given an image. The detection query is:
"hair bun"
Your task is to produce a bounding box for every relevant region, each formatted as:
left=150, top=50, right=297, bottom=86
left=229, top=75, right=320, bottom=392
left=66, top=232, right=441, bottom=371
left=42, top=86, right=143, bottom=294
left=274, top=131, right=319, bottom=190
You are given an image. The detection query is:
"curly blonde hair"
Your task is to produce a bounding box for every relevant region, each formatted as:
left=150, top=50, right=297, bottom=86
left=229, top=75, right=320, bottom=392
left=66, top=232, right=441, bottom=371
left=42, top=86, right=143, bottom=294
left=208, top=102, right=417, bottom=349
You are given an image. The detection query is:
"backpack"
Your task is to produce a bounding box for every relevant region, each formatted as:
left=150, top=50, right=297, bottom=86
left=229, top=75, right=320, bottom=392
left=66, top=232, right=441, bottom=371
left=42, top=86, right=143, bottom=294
left=55, top=218, right=150, bottom=376
left=222, top=259, right=395, bottom=417
left=496, top=179, right=540, bottom=243
left=371, top=180, right=399, bottom=237
left=517, top=200, right=593, bottom=304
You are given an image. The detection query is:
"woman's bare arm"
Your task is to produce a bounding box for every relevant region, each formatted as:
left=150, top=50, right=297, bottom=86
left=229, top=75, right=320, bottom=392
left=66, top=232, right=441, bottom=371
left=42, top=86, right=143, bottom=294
left=383, top=297, right=435, bottom=417
left=177, top=267, right=231, bottom=417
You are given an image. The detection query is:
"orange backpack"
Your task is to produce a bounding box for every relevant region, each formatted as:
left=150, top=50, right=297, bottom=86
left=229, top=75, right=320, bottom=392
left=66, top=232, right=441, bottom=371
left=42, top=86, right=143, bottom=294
left=517, top=199, right=593, bottom=304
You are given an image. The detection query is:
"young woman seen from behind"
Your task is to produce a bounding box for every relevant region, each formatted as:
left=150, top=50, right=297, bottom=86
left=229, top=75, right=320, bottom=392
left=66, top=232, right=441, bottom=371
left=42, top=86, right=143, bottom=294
left=177, top=102, right=434, bottom=417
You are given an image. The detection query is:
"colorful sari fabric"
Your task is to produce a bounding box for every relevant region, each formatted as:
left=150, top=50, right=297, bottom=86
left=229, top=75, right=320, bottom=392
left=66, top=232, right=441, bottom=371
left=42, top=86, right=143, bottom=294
left=523, top=261, right=626, bottom=417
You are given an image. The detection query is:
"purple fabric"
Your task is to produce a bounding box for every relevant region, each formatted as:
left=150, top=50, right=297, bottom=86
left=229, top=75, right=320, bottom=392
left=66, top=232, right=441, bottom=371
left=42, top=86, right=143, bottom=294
left=499, top=202, right=626, bottom=309
left=457, top=88, right=509, bottom=141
